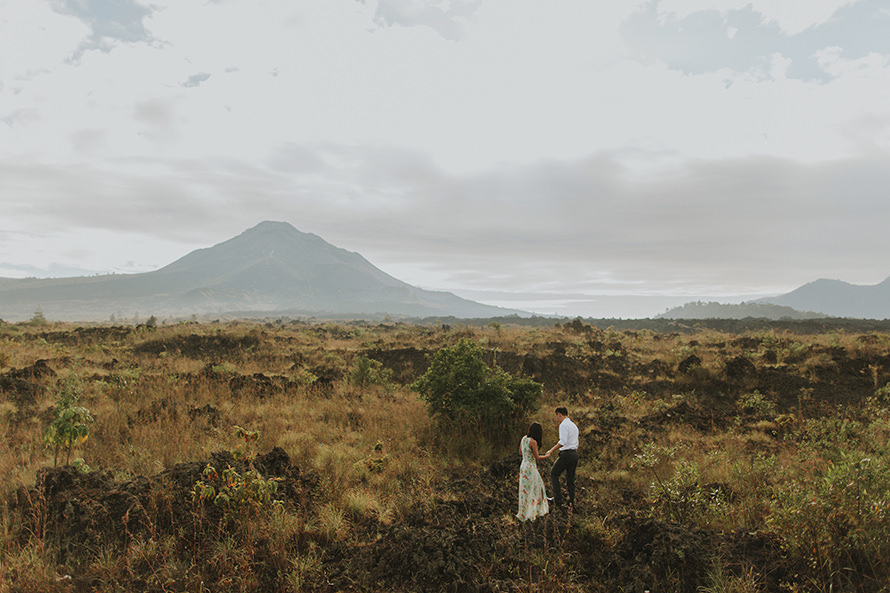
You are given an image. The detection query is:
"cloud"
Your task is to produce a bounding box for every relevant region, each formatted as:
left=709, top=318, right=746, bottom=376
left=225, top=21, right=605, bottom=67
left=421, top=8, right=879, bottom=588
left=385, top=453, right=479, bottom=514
left=1, top=109, right=38, bottom=129
left=70, top=128, right=108, bottom=153
left=269, top=147, right=890, bottom=294
left=182, top=72, right=212, bottom=88
left=357, top=0, right=481, bottom=40
left=49, top=0, right=154, bottom=59
left=621, top=0, right=890, bottom=81
left=133, top=98, right=178, bottom=143
left=4, top=146, right=887, bottom=295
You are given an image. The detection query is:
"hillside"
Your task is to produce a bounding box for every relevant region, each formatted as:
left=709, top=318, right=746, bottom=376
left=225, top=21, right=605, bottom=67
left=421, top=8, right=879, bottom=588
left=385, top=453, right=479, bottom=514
left=658, top=301, right=827, bottom=320
left=759, top=276, right=890, bottom=319
left=0, top=221, right=524, bottom=322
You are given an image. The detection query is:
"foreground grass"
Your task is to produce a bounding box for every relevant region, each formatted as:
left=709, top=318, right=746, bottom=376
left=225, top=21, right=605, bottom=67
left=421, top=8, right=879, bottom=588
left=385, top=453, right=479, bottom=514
left=2, top=318, right=890, bottom=592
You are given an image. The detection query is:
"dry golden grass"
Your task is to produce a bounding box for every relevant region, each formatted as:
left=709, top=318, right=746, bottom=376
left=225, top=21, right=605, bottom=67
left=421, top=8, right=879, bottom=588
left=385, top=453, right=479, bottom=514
left=4, top=317, right=890, bottom=592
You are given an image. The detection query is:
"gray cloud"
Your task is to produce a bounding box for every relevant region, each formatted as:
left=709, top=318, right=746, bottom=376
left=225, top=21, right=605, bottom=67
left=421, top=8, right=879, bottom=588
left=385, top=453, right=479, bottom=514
left=133, top=98, right=177, bottom=143
left=70, top=128, right=108, bottom=153
left=621, top=0, right=890, bottom=81
left=357, top=0, right=481, bottom=40
left=2, top=109, right=37, bottom=129
left=50, top=0, right=154, bottom=59
left=182, top=72, right=212, bottom=88
left=5, top=145, right=887, bottom=296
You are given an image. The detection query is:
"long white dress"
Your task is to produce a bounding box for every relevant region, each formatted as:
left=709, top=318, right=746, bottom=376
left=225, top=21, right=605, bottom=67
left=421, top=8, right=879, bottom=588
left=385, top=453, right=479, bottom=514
left=517, top=435, right=550, bottom=521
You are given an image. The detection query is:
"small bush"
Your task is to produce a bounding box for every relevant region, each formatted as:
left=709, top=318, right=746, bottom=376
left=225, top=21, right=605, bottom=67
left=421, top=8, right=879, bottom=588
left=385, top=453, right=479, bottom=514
left=768, top=454, right=890, bottom=588
left=412, top=338, right=542, bottom=437
left=738, top=390, right=776, bottom=417
left=350, top=355, right=393, bottom=390
left=44, top=378, right=94, bottom=466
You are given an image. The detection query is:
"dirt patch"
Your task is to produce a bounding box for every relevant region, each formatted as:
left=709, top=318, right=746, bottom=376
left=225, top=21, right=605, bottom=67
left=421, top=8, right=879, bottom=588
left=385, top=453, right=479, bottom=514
left=0, top=359, right=56, bottom=414
left=724, top=355, right=756, bottom=379
left=638, top=400, right=730, bottom=433
left=38, top=326, right=134, bottom=345
left=12, top=448, right=314, bottom=566
left=133, top=333, right=260, bottom=358
left=609, top=517, right=712, bottom=593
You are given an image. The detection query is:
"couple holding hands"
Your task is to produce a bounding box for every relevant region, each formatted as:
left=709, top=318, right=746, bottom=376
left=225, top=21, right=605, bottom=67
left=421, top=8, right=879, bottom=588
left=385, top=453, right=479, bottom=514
left=517, top=407, right=579, bottom=521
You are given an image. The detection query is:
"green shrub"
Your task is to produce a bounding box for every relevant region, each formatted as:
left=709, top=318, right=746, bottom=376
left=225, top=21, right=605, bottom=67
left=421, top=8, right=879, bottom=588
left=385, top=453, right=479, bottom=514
left=768, top=453, right=890, bottom=588
left=44, top=378, right=94, bottom=467
left=191, top=464, right=282, bottom=528
left=350, top=355, right=393, bottom=390
left=633, top=443, right=723, bottom=524
left=738, top=390, right=776, bottom=417
left=412, top=338, right=542, bottom=435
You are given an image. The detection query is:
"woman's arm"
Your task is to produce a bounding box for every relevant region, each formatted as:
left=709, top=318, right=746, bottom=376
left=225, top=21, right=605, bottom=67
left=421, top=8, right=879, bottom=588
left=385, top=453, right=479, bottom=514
left=530, top=439, right=550, bottom=461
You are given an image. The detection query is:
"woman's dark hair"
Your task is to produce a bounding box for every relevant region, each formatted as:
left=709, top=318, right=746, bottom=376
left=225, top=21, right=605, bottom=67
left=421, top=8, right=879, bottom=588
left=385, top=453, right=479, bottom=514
left=527, top=422, right=543, bottom=448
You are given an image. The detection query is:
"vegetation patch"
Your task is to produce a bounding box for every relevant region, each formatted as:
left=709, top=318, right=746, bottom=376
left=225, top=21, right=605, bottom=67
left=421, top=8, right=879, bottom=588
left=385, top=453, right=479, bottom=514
left=2, top=318, right=890, bottom=591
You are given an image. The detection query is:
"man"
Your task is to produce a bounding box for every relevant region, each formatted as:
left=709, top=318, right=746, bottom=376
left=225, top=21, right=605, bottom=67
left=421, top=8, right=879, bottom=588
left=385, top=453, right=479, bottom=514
left=546, top=406, right=579, bottom=508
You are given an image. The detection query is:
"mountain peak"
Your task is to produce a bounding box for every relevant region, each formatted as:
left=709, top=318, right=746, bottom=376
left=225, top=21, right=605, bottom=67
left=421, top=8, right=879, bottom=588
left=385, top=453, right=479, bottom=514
left=762, top=275, right=890, bottom=319
left=243, top=220, right=304, bottom=235
left=0, top=223, right=524, bottom=321
left=236, top=220, right=323, bottom=246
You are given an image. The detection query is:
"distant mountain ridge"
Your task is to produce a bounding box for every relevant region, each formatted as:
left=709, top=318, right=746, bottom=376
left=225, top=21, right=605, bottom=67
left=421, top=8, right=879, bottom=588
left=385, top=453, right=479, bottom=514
left=0, top=222, right=524, bottom=322
left=757, top=277, right=890, bottom=319
left=659, top=276, right=890, bottom=320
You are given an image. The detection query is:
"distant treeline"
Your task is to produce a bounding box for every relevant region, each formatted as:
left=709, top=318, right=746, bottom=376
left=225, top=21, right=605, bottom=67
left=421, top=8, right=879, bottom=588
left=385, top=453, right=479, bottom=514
left=656, top=301, right=826, bottom=321
left=173, top=311, right=890, bottom=335
left=412, top=314, right=890, bottom=335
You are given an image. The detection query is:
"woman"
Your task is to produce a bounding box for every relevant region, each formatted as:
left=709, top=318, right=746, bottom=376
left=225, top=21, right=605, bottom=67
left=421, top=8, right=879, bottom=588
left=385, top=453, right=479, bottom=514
left=517, top=421, right=550, bottom=521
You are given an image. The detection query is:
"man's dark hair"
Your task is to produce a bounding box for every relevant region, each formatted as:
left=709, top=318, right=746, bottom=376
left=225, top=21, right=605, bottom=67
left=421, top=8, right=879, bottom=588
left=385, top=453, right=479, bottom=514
left=555, top=407, right=568, bottom=416
left=527, top=422, right=543, bottom=448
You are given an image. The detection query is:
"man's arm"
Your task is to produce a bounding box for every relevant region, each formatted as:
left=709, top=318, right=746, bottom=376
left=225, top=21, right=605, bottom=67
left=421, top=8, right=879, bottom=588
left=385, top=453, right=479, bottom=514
left=547, top=421, right=567, bottom=455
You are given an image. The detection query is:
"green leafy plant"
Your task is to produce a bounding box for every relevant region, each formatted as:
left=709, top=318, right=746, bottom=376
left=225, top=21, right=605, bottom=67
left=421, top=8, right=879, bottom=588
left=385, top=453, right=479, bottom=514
left=191, top=425, right=282, bottom=527
left=232, top=425, right=260, bottom=461
left=191, top=463, right=282, bottom=527
left=350, top=355, right=393, bottom=390
left=44, top=379, right=95, bottom=467
left=634, top=444, right=724, bottom=525
left=412, top=338, right=542, bottom=435
left=768, top=453, right=890, bottom=588
left=738, top=390, right=776, bottom=417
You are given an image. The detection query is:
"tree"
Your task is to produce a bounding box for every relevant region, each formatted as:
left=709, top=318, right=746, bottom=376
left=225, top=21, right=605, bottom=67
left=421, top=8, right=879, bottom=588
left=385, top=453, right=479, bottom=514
left=413, top=338, right=541, bottom=437
left=29, top=309, right=48, bottom=326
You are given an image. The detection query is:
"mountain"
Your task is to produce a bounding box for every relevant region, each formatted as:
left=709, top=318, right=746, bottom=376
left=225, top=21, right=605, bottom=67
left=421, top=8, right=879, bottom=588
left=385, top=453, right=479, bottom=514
left=0, top=222, right=525, bottom=322
left=758, top=277, right=890, bottom=319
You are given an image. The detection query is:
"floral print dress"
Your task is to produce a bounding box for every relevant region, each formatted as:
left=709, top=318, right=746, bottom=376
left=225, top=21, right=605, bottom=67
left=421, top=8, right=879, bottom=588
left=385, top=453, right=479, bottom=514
left=517, top=435, right=550, bottom=521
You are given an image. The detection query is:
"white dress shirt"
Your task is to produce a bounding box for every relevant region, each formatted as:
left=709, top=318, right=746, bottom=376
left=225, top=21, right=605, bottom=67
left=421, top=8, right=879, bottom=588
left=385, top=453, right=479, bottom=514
left=558, top=417, right=579, bottom=451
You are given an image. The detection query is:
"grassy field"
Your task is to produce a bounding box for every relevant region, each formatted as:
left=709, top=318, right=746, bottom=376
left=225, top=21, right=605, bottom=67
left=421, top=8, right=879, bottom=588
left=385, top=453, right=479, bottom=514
left=2, top=317, right=890, bottom=592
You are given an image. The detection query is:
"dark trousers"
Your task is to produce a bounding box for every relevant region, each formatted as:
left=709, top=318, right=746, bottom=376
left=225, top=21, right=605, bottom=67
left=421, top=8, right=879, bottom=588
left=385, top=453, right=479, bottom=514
left=550, top=449, right=579, bottom=506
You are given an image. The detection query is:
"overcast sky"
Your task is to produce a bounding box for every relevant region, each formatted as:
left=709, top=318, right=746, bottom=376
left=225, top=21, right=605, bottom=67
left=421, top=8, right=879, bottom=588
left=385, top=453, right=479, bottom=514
left=2, top=0, right=889, bottom=317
